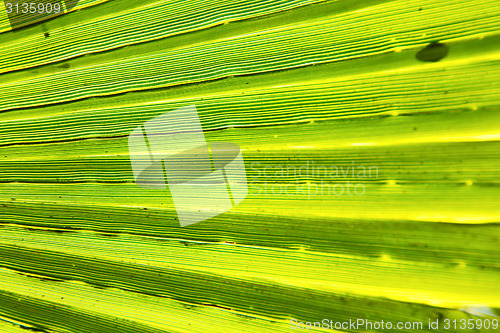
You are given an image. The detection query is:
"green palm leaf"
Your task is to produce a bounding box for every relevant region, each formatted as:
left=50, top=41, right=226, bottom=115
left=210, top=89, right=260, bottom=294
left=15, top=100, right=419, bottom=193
left=0, top=0, right=499, bottom=332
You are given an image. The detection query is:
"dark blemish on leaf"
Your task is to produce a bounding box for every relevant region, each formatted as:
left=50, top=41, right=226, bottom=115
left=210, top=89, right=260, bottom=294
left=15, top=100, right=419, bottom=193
left=18, top=325, right=46, bottom=332
left=36, top=276, right=65, bottom=282
left=17, top=271, right=64, bottom=283
left=44, top=32, right=50, bottom=38
left=416, top=41, right=449, bottom=62
left=45, top=229, right=74, bottom=234
left=100, top=233, right=119, bottom=237
left=203, top=303, right=232, bottom=311
left=58, top=63, right=70, bottom=69
left=413, top=127, right=417, bottom=131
